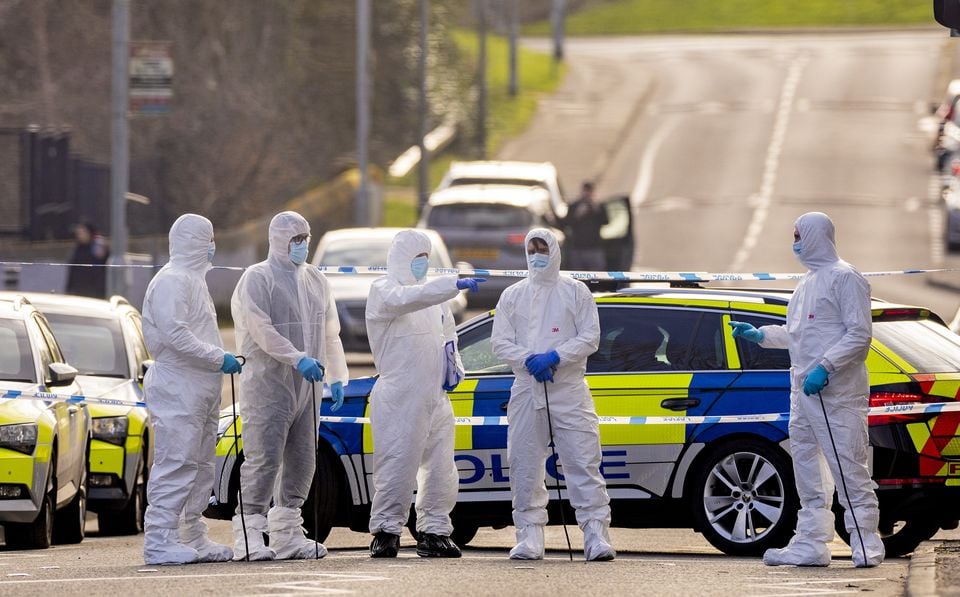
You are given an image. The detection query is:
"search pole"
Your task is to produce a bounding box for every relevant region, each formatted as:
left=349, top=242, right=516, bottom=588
left=476, top=0, right=487, bottom=159
left=551, top=0, right=565, bottom=62
left=356, top=0, right=371, bottom=227
left=508, top=0, right=518, bottom=96
left=109, top=0, right=130, bottom=297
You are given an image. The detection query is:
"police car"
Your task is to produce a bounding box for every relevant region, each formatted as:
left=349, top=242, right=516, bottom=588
left=0, top=295, right=90, bottom=549
left=208, top=286, right=960, bottom=557
left=8, top=293, right=154, bottom=536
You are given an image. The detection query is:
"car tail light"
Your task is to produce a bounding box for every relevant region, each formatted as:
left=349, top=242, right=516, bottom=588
left=506, top=233, right=526, bottom=245
left=869, top=392, right=934, bottom=426
left=953, top=161, right=960, bottom=177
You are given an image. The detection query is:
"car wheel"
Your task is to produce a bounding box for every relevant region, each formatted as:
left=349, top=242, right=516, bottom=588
left=691, top=439, right=799, bottom=556
left=6, top=456, right=56, bottom=549
left=301, top=447, right=343, bottom=543
left=54, top=446, right=88, bottom=544
left=99, top=446, right=147, bottom=536
left=834, top=511, right=941, bottom=558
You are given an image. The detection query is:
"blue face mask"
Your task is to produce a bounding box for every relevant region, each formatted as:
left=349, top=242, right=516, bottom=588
left=289, top=240, right=309, bottom=265
left=207, top=241, right=216, bottom=263
left=528, top=253, right=550, bottom=269
left=792, top=241, right=803, bottom=256
left=411, top=256, right=429, bottom=280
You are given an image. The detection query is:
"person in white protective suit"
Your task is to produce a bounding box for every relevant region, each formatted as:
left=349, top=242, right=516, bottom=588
left=365, top=229, right=485, bottom=558
left=491, top=228, right=616, bottom=562
left=141, top=214, right=240, bottom=565
left=230, top=211, right=349, bottom=561
left=729, top=211, right=884, bottom=568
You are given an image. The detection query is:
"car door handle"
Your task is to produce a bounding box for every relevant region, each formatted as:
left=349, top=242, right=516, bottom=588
left=660, top=398, right=699, bottom=411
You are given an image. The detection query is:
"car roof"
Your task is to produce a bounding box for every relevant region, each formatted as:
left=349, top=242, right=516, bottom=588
left=427, top=184, right=551, bottom=208
left=319, top=227, right=446, bottom=243
left=597, top=286, right=932, bottom=316
left=446, top=160, right=557, bottom=181
left=0, top=291, right=133, bottom=318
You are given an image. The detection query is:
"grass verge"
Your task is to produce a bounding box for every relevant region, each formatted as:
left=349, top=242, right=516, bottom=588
left=524, top=0, right=932, bottom=35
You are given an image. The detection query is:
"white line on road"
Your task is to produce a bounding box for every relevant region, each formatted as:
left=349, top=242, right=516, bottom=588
left=630, top=117, right=680, bottom=208
left=0, top=571, right=389, bottom=586
left=729, top=54, right=807, bottom=273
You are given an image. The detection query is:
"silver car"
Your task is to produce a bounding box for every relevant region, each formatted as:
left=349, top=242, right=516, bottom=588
left=311, top=227, right=468, bottom=353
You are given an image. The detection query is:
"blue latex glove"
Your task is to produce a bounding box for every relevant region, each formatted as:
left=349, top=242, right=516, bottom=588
left=533, top=367, right=555, bottom=383
left=330, top=381, right=344, bottom=412
left=296, top=357, right=325, bottom=383
left=526, top=350, right=560, bottom=378
left=221, top=353, right=242, bottom=374
left=728, top=321, right=764, bottom=343
left=802, top=364, right=829, bottom=396
left=456, top=277, right=487, bottom=292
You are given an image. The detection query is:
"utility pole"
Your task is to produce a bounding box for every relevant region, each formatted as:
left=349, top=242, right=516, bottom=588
left=417, top=0, right=429, bottom=214
left=356, top=0, right=371, bottom=227
left=508, top=0, right=518, bottom=96
left=109, top=0, right=129, bottom=297
left=551, top=0, right=565, bottom=62
left=476, top=0, right=487, bottom=159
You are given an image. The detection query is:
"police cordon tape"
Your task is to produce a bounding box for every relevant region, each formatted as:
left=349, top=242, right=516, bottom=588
left=2, top=260, right=960, bottom=283
left=4, top=386, right=960, bottom=424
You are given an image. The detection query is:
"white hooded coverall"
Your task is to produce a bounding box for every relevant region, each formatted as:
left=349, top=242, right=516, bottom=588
left=758, top=212, right=884, bottom=567
left=366, top=229, right=463, bottom=536
left=142, top=214, right=231, bottom=564
left=231, top=211, right=348, bottom=559
left=490, top=228, right=613, bottom=560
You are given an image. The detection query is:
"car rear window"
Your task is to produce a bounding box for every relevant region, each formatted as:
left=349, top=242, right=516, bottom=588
left=0, top=318, right=35, bottom=382
left=426, top=204, right=533, bottom=229
left=873, top=319, right=960, bottom=373
left=44, top=313, right=128, bottom=378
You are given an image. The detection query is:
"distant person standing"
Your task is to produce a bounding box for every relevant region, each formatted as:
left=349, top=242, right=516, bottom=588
left=66, top=222, right=110, bottom=297
left=563, top=181, right=607, bottom=272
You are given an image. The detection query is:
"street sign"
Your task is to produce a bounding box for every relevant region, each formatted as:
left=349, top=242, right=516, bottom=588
left=129, top=41, right=172, bottom=115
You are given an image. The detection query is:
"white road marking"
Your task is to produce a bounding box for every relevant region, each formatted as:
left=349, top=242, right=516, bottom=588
left=729, top=54, right=807, bottom=272
left=0, top=571, right=389, bottom=586
left=630, top=117, right=679, bottom=208
left=746, top=576, right=888, bottom=597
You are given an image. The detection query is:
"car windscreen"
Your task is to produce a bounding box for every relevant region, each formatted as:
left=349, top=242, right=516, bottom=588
left=318, top=239, right=443, bottom=267
left=448, top=177, right=547, bottom=190
left=43, top=313, right=128, bottom=378
left=426, top=204, right=533, bottom=229
left=0, top=318, right=35, bottom=382
left=873, top=319, right=960, bottom=373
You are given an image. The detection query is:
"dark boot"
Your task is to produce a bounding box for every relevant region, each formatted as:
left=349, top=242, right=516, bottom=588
left=370, top=532, right=401, bottom=558
left=416, top=533, right=462, bottom=558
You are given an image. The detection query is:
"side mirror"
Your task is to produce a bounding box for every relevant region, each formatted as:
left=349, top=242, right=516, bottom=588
left=139, top=360, right=154, bottom=382
left=48, top=362, right=78, bottom=386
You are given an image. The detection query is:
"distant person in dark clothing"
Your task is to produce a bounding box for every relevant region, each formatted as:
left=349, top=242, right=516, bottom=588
left=563, top=181, right=608, bottom=271
left=66, top=222, right=110, bottom=298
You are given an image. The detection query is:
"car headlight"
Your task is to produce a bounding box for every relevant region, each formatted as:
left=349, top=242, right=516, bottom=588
left=92, top=416, right=129, bottom=445
left=0, top=423, right=38, bottom=455
left=217, top=415, right=236, bottom=439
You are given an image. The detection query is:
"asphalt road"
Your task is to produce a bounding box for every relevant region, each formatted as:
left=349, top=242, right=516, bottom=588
left=506, top=31, right=960, bottom=322
left=0, top=523, right=910, bottom=596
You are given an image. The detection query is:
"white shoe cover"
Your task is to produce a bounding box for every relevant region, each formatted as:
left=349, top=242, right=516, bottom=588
left=852, top=531, right=885, bottom=568
left=763, top=537, right=831, bottom=567
left=232, top=513, right=276, bottom=561
left=509, top=525, right=545, bottom=560
left=183, top=534, right=234, bottom=562
left=144, top=527, right=200, bottom=565
left=583, top=520, right=616, bottom=561
left=268, top=506, right=327, bottom=560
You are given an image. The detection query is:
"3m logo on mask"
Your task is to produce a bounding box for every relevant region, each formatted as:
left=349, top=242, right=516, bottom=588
left=552, top=327, right=560, bottom=333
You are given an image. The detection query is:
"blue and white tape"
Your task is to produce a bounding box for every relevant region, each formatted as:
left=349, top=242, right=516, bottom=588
left=1, top=389, right=146, bottom=409
left=4, top=386, right=958, bottom=425
left=2, top=260, right=959, bottom=283
left=319, top=400, right=960, bottom=426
